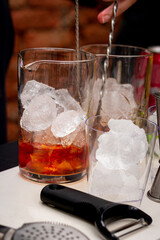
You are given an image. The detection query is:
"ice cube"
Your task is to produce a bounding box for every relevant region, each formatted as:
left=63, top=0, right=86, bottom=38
left=96, top=131, right=123, bottom=170
left=105, top=77, right=118, bottom=89
left=92, top=78, right=117, bottom=115
left=109, top=119, right=148, bottom=163
left=51, top=110, right=85, bottom=138
left=96, top=119, right=148, bottom=170
left=92, top=77, right=137, bottom=117
left=89, top=119, right=149, bottom=202
left=89, top=161, right=141, bottom=202
left=60, top=121, right=85, bottom=147
left=120, top=83, right=137, bottom=110
left=108, top=119, right=138, bottom=133
left=20, top=80, right=84, bottom=114
left=101, top=89, right=136, bottom=118
left=91, top=78, right=102, bottom=115
left=32, top=127, right=61, bottom=145
left=55, top=89, right=83, bottom=113
left=72, top=123, right=86, bottom=148
left=20, top=94, right=57, bottom=132
left=20, top=80, right=56, bottom=108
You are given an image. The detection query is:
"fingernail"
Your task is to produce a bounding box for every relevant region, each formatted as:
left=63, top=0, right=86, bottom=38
left=102, top=15, right=111, bottom=23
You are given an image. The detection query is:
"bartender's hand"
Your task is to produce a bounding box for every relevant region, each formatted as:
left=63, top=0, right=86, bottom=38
left=97, top=0, right=137, bottom=23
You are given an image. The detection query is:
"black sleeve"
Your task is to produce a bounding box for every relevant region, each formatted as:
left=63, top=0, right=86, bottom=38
left=0, top=0, right=14, bottom=144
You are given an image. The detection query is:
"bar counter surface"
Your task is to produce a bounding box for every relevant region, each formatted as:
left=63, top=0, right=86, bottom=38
left=0, top=141, right=160, bottom=240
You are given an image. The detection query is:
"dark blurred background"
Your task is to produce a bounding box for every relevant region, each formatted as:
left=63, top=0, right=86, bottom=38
left=3, top=0, right=159, bottom=143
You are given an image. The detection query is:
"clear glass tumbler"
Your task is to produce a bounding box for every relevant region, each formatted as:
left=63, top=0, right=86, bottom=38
left=81, top=44, right=153, bottom=118
left=148, top=105, right=160, bottom=180
left=17, top=47, right=96, bottom=183
left=85, top=115, right=158, bottom=207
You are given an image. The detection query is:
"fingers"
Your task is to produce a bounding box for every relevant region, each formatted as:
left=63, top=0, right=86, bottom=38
left=97, top=3, right=114, bottom=23
left=97, top=0, right=137, bottom=24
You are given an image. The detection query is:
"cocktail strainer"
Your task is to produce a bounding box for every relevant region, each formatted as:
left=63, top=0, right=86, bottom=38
left=0, top=222, right=89, bottom=240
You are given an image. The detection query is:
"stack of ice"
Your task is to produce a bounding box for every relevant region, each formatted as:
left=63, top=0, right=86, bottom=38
left=20, top=80, right=85, bottom=146
left=92, top=78, right=137, bottom=118
left=89, top=119, right=148, bottom=202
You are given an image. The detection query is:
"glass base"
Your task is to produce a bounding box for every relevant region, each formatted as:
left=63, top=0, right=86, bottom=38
left=19, top=168, right=86, bottom=183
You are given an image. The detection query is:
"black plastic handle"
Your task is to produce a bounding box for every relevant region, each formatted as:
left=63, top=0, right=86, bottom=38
left=40, top=184, right=152, bottom=240
left=41, top=184, right=115, bottom=223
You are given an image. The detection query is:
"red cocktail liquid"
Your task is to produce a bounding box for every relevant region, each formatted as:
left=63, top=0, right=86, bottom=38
left=19, top=141, right=88, bottom=176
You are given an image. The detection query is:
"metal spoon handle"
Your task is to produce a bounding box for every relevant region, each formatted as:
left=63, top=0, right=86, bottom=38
left=96, top=1, right=118, bottom=116
left=107, top=0, right=118, bottom=56
left=75, top=0, right=79, bottom=60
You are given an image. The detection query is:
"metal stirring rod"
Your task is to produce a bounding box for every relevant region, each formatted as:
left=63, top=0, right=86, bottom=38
left=75, top=0, right=83, bottom=104
left=75, top=0, right=79, bottom=60
left=96, top=0, right=118, bottom=116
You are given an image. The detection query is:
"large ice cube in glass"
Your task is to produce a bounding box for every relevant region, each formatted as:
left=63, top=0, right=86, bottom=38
left=20, top=94, right=57, bottom=132
left=51, top=110, right=85, bottom=138
left=20, top=80, right=56, bottom=108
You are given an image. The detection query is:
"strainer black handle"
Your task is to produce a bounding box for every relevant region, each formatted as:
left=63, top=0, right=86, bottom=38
left=41, top=184, right=152, bottom=240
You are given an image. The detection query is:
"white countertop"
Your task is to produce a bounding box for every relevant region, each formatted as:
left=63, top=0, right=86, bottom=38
left=0, top=167, right=160, bottom=239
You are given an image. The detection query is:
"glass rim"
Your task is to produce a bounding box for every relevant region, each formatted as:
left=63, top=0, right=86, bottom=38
left=80, top=44, right=153, bottom=58
left=18, top=47, right=96, bottom=64
left=85, top=115, right=159, bottom=135
left=148, top=105, right=156, bottom=115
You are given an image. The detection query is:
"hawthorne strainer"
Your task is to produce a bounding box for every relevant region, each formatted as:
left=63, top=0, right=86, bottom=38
left=0, top=222, right=89, bottom=240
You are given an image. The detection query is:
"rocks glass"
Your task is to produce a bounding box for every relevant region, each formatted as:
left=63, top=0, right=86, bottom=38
left=85, top=115, right=158, bottom=206
left=17, top=48, right=96, bottom=183
left=81, top=44, right=153, bottom=118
